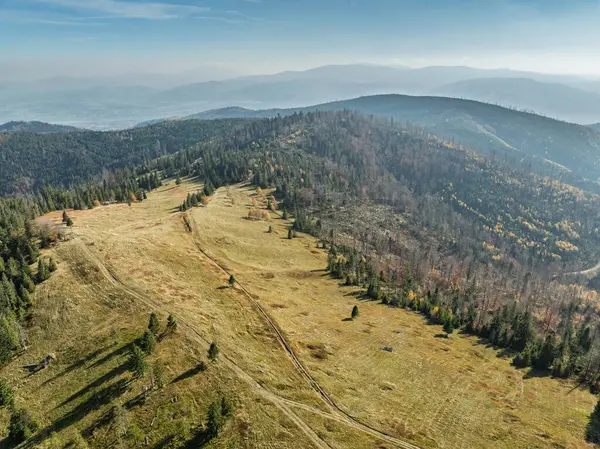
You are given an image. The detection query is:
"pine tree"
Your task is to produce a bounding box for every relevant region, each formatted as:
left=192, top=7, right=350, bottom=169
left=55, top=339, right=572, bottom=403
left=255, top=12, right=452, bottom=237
left=148, top=312, right=160, bottom=335
left=206, top=400, right=224, bottom=437
left=587, top=398, right=600, bottom=443
left=128, top=345, right=147, bottom=378
left=208, top=342, right=219, bottom=361
left=166, top=314, right=178, bottom=333
left=140, top=331, right=156, bottom=355
left=9, top=408, right=39, bottom=444
left=228, top=275, right=236, bottom=287
left=443, top=317, right=455, bottom=336
left=152, top=360, right=165, bottom=390
left=535, top=335, right=556, bottom=370
left=351, top=305, right=359, bottom=320
left=288, top=229, right=293, bottom=240
left=0, top=379, right=14, bottom=408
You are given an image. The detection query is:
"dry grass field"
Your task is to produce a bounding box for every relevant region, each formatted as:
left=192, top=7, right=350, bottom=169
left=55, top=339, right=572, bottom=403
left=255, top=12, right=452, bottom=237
left=0, top=179, right=595, bottom=448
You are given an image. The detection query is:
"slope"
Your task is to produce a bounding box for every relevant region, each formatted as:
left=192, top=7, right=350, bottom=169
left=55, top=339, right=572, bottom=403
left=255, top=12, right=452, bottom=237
left=0, top=121, right=80, bottom=133
left=433, top=77, right=600, bottom=124
left=1, top=179, right=594, bottom=448
left=183, top=95, right=600, bottom=180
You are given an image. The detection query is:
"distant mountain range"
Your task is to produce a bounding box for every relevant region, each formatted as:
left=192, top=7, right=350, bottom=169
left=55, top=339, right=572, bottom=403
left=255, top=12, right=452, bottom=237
left=433, top=78, right=600, bottom=124
left=0, top=121, right=80, bottom=133
left=161, top=95, right=600, bottom=180
left=590, top=123, right=600, bottom=132
left=2, top=64, right=600, bottom=129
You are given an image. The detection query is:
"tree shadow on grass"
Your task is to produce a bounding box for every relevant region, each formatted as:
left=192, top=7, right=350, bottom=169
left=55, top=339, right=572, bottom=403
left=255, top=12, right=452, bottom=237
left=183, top=427, right=212, bottom=448
left=89, top=342, right=133, bottom=369
left=523, top=367, right=552, bottom=380
left=171, top=362, right=207, bottom=384
left=82, top=387, right=150, bottom=439
left=41, top=345, right=113, bottom=387
left=341, top=317, right=353, bottom=322
left=56, top=361, right=130, bottom=408
left=22, top=377, right=131, bottom=448
left=152, top=434, right=176, bottom=449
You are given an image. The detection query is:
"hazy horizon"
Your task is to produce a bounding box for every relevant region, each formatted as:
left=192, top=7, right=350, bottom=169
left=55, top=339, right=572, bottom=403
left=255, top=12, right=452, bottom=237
left=2, top=0, right=600, bottom=82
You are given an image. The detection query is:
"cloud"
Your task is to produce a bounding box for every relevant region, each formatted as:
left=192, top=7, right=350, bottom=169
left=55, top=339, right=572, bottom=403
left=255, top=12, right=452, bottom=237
left=33, top=0, right=209, bottom=19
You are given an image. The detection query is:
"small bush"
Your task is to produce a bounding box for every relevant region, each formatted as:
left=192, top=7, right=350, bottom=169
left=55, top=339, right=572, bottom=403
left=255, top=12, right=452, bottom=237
left=9, top=408, right=39, bottom=443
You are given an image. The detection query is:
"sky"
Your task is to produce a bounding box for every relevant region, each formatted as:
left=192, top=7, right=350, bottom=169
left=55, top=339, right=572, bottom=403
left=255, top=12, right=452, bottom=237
left=1, top=0, right=600, bottom=80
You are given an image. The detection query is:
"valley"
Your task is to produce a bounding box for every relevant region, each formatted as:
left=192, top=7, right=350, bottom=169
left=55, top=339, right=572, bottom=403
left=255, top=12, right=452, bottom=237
left=1, top=180, right=594, bottom=448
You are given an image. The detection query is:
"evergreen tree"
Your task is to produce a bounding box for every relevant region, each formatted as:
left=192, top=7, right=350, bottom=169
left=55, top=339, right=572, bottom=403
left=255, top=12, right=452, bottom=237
left=128, top=344, right=147, bottom=378
left=351, top=305, right=359, bottom=320
left=0, top=379, right=14, bottom=408
left=148, top=312, right=160, bottom=335
left=587, top=398, right=600, bottom=443
left=152, top=360, right=165, bottom=390
left=9, top=408, right=39, bottom=444
left=228, top=275, right=236, bottom=287
left=140, top=331, right=156, bottom=355
left=166, top=314, right=178, bottom=333
left=534, top=335, right=557, bottom=371
left=206, top=400, right=224, bottom=437
left=443, top=317, right=455, bottom=335
left=208, top=342, right=219, bottom=361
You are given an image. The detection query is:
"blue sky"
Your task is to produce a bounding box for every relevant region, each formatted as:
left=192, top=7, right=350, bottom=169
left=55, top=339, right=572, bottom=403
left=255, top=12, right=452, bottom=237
left=1, top=0, right=600, bottom=79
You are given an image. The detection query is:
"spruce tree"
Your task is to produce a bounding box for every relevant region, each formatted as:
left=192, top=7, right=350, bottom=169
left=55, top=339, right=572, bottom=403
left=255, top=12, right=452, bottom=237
left=208, top=342, right=219, bottom=361
left=128, top=345, right=147, bottom=378
left=351, top=305, right=359, bottom=320
left=140, top=331, right=156, bottom=355
left=167, top=314, right=178, bottom=333
left=443, top=317, right=455, bottom=336
left=148, top=312, right=160, bottom=335
left=9, top=408, right=39, bottom=444
left=0, top=379, right=14, bottom=408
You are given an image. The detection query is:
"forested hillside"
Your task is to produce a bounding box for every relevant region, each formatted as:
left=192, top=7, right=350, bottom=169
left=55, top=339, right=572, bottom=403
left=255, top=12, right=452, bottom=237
left=140, top=111, right=600, bottom=382
left=0, top=119, right=250, bottom=195
left=183, top=95, right=600, bottom=181
left=0, top=121, right=80, bottom=133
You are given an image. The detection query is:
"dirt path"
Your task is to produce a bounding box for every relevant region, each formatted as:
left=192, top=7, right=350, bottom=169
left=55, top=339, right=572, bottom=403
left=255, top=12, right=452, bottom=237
left=74, top=242, right=333, bottom=449
left=563, top=261, right=600, bottom=278
left=187, top=213, right=422, bottom=449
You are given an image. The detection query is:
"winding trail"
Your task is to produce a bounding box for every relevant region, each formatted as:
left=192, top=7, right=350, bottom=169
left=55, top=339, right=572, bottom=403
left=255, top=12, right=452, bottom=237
left=562, top=260, right=600, bottom=278
left=75, top=242, right=332, bottom=449
left=69, top=198, right=421, bottom=448
left=187, top=213, right=421, bottom=449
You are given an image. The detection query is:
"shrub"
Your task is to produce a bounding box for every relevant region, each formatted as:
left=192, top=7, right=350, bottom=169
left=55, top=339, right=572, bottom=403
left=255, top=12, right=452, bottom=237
left=9, top=408, right=39, bottom=443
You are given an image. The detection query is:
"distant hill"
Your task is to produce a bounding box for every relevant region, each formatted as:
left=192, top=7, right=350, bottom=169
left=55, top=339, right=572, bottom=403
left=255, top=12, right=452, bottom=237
left=589, top=123, right=600, bottom=132
left=0, top=121, right=80, bottom=133
left=3, top=64, right=599, bottom=129
left=433, top=78, right=600, bottom=124
left=180, top=95, right=600, bottom=180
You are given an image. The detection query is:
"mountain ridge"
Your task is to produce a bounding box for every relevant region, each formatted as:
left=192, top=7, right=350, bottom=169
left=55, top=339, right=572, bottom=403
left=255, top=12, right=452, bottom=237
left=170, top=94, right=600, bottom=180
